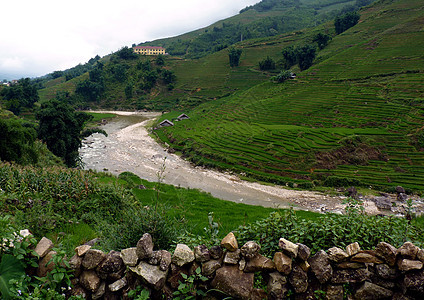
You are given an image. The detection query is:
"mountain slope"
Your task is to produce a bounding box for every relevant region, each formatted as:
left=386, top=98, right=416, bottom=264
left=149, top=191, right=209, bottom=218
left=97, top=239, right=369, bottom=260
left=157, top=0, right=424, bottom=191
left=141, top=0, right=372, bottom=58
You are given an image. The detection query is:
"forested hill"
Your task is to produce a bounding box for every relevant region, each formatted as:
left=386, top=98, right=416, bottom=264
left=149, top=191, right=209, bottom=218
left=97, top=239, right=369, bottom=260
left=140, top=0, right=375, bottom=58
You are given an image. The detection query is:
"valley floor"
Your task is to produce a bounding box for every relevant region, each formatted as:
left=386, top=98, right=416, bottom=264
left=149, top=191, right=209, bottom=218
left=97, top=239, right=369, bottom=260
left=79, top=111, right=422, bottom=215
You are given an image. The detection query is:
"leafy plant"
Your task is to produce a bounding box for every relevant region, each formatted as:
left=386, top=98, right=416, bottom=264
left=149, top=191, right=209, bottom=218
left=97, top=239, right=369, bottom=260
left=314, top=289, right=326, bottom=300
left=0, top=255, right=25, bottom=299
left=128, top=285, right=150, bottom=300
left=172, top=267, right=208, bottom=300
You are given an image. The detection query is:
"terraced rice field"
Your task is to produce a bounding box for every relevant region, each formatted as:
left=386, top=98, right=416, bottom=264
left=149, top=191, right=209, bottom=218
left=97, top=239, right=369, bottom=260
left=158, top=0, right=424, bottom=191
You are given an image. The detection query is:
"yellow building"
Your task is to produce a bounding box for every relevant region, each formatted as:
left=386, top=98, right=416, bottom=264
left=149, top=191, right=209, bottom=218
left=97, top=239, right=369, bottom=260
left=133, top=46, right=166, bottom=55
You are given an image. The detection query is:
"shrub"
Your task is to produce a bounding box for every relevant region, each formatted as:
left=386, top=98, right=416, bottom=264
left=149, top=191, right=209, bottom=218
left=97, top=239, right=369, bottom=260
left=228, top=48, right=242, bottom=67
left=313, top=33, right=332, bottom=49
left=99, top=205, right=181, bottom=251
left=273, top=70, right=292, bottom=83
left=235, top=206, right=423, bottom=257
left=335, top=11, right=360, bottom=34
left=259, top=56, right=276, bottom=71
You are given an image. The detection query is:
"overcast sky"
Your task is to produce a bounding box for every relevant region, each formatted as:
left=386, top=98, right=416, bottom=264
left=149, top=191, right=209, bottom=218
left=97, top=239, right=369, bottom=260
left=0, top=0, right=260, bottom=80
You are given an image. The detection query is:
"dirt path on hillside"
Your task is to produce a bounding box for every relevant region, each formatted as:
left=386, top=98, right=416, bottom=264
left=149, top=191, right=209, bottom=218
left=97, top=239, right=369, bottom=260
left=79, top=111, right=412, bottom=215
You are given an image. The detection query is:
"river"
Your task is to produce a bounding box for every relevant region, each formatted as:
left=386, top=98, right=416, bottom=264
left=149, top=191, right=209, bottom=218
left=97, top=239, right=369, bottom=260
left=79, top=111, right=350, bottom=213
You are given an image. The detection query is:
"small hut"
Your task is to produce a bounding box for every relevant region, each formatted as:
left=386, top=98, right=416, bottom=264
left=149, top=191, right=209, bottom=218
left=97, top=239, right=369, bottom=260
left=177, top=113, right=190, bottom=121
left=159, top=119, right=174, bottom=127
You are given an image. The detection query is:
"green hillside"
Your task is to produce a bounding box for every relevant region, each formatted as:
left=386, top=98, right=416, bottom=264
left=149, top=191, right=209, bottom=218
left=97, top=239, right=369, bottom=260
left=38, top=0, right=373, bottom=109
left=141, top=0, right=371, bottom=58
left=157, top=0, right=424, bottom=192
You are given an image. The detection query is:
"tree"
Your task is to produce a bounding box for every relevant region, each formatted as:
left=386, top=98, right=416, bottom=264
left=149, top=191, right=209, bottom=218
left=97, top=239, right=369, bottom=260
left=111, top=64, right=128, bottom=82
left=156, top=55, right=165, bottom=66
left=125, top=83, right=133, bottom=100
left=297, top=44, right=316, bottom=70
left=75, top=66, right=105, bottom=102
left=36, top=100, right=94, bottom=167
left=281, top=46, right=299, bottom=69
left=335, top=11, right=360, bottom=34
left=259, top=56, right=276, bottom=70
left=116, top=46, right=138, bottom=60
left=313, top=33, right=332, bottom=50
left=0, top=118, right=38, bottom=165
left=1, top=78, right=39, bottom=114
left=228, top=48, right=243, bottom=67
left=161, top=70, right=177, bottom=85
left=141, top=70, right=158, bottom=91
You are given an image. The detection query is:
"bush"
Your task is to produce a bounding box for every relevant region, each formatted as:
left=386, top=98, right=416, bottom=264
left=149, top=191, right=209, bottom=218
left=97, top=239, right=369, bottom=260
left=0, top=163, right=128, bottom=236
left=228, top=48, right=242, bottom=67
left=273, top=70, right=292, bottom=83
left=99, top=205, right=181, bottom=251
left=313, top=33, right=332, bottom=49
left=335, top=11, right=360, bottom=34
left=235, top=206, right=423, bottom=257
left=0, top=118, right=38, bottom=165
left=259, top=56, right=276, bottom=71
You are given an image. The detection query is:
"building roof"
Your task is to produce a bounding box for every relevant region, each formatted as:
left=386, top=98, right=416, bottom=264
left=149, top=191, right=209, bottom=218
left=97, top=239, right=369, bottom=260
left=159, top=119, right=174, bottom=126
left=177, top=114, right=190, bottom=120
left=133, top=46, right=165, bottom=50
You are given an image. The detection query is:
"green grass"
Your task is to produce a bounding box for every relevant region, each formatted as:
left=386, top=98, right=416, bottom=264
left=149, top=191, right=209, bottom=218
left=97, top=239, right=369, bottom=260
left=116, top=172, right=321, bottom=238
left=85, top=112, right=116, bottom=126
left=156, top=0, right=424, bottom=192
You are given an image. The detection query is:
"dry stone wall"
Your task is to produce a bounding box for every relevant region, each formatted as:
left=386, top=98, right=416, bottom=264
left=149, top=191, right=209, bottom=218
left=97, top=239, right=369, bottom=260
left=33, top=232, right=424, bottom=299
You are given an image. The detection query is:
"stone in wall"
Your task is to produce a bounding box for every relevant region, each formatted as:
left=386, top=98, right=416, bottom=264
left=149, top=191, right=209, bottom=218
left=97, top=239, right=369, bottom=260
left=136, top=233, right=154, bottom=260
left=244, top=254, right=275, bottom=272
left=240, top=241, right=261, bottom=260
left=28, top=233, right=424, bottom=299
left=375, top=241, right=398, bottom=266
left=120, top=247, right=138, bottom=267
left=289, top=264, right=308, bottom=293
left=268, top=272, right=288, bottom=300
left=82, top=249, right=106, bottom=270
left=309, top=250, right=333, bottom=284
left=34, top=236, right=53, bottom=258
left=279, top=238, right=299, bottom=258
left=172, top=244, right=195, bottom=266
left=97, top=250, right=125, bottom=281
left=194, top=244, right=210, bottom=263
left=274, top=251, right=292, bottom=275
left=221, top=232, right=238, bottom=251
left=211, top=265, right=254, bottom=299
left=296, top=243, right=311, bottom=261
left=354, top=281, right=393, bottom=299
left=224, top=248, right=240, bottom=264
left=37, top=250, right=57, bottom=277
left=129, top=261, right=168, bottom=291
left=398, top=242, right=419, bottom=259
left=346, top=242, right=361, bottom=256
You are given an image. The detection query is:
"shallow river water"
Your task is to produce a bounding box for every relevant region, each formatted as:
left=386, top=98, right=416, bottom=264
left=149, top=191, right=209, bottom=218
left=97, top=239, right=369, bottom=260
left=80, top=111, right=347, bottom=212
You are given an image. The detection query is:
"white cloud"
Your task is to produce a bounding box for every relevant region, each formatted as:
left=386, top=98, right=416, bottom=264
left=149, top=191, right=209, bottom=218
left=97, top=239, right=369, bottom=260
left=0, top=0, right=260, bottom=79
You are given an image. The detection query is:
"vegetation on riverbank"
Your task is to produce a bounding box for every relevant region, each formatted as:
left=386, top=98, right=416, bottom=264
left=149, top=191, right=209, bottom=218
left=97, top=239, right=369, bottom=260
left=1, top=162, right=423, bottom=298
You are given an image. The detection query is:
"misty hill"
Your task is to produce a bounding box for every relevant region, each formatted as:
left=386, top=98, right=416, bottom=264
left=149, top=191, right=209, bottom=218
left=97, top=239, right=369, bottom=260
left=37, top=0, right=374, bottom=110
left=155, top=0, right=424, bottom=192
left=141, top=0, right=374, bottom=58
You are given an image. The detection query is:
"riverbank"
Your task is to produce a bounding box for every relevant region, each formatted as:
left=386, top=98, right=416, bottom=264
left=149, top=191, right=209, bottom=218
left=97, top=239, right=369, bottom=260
left=80, top=111, right=422, bottom=215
